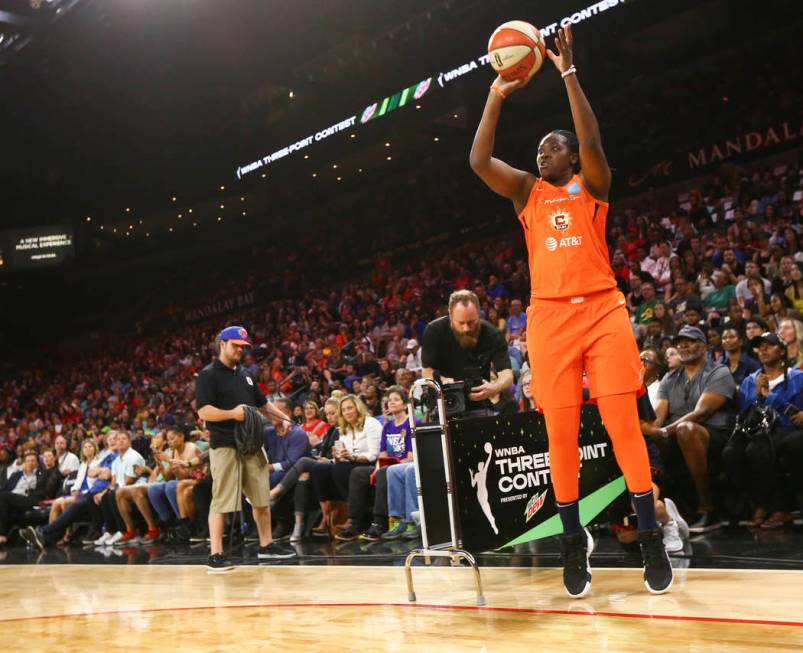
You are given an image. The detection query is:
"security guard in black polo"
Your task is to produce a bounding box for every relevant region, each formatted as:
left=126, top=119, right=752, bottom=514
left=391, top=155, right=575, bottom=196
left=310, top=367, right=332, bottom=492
left=196, top=325, right=294, bottom=571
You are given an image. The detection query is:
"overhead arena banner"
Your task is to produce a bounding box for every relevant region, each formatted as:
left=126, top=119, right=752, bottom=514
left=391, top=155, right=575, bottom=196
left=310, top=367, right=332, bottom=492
left=183, top=290, right=256, bottom=323
left=235, top=0, right=630, bottom=179
left=627, top=116, right=803, bottom=188
left=418, top=407, right=626, bottom=553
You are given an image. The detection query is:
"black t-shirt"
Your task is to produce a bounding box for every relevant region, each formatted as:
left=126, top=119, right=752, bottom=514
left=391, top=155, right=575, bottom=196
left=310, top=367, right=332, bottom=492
left=421, top=316, right=511, bottom=383
left=195, top=359, right=267, bottom=449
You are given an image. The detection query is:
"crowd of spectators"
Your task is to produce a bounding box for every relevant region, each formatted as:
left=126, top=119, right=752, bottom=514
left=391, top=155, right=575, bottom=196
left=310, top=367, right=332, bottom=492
left=2, top=151, right=803, bottom=552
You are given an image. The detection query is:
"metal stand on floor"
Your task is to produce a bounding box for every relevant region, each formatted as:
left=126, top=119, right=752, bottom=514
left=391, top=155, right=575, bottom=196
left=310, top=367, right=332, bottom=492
left=404, top=378, right=486, bottom=607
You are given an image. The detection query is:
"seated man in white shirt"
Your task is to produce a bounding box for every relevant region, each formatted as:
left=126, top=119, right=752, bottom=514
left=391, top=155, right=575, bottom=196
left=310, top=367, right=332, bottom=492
left=92, top=431, right=146, bottom=546
left=54, top=435, right=80, bottom=477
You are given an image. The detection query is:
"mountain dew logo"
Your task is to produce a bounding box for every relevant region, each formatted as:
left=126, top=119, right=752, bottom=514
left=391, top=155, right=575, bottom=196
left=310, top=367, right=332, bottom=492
left=524, top=489, right=548, bottom=523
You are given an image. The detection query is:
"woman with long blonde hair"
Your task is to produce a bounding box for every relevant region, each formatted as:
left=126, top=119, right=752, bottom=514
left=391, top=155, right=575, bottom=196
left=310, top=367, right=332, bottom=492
left=47, top=438, right=100, bottom=544
left=778, top=317, right=803, bottom=368
left=309, top=394, right=382, bottom=538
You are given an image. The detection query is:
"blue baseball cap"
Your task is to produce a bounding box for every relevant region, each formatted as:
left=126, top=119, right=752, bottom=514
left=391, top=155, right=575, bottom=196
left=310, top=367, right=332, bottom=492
left=218, top=325, right=251, bottom=345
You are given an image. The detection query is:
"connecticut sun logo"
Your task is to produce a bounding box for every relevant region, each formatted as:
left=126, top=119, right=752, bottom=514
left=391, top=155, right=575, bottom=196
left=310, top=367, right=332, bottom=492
left=548, top=210, right=571, bottom=231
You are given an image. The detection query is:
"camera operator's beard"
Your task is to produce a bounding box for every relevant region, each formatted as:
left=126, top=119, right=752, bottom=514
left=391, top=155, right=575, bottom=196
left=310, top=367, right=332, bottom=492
left=452, top=324, right=480, bottom=349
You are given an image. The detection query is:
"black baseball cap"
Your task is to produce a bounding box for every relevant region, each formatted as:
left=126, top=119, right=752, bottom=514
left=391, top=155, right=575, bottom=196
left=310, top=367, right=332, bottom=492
left=750, top=332, right=786, bottom=350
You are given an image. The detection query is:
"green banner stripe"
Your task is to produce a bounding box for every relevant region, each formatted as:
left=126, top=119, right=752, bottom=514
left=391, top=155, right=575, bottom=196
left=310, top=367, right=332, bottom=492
left=500, top=476, right=626, bottom=548
left=376, top=96, right=390, bottom=118
left=398, top=86, right=411, bottom=108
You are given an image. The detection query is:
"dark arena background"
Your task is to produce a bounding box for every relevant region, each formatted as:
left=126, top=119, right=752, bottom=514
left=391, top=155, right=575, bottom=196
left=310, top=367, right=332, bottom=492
left=1, top=1, right=802, bottom=650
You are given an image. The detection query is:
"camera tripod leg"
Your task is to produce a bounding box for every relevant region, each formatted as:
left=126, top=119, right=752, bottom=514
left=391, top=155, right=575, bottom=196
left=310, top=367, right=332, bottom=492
left=405, top=550, right=418, bottom=602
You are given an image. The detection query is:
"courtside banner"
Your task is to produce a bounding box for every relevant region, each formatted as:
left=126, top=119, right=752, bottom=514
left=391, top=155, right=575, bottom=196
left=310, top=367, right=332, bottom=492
left=448, top=407, right=625, bottom=552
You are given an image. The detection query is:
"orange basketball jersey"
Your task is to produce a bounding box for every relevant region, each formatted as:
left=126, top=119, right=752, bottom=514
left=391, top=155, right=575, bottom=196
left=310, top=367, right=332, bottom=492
left=518, top=174, right=616, bottom=299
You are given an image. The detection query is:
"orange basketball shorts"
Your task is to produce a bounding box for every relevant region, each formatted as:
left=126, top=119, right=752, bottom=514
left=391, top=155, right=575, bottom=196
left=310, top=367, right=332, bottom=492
left=526, top=288, right=643, bottom=409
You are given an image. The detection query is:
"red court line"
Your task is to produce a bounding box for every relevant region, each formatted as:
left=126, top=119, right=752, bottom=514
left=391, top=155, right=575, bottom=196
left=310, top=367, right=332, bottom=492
left=2, top=601, right=802, bottom=628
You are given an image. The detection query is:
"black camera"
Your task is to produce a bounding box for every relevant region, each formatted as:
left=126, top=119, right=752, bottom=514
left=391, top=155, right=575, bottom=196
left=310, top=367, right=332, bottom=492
left=438, top=378, right=485, bottom=418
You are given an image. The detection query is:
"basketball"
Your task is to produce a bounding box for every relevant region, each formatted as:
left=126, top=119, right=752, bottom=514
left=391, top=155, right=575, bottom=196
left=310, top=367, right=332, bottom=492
left=484, top=442, right=493, bottom=454
left=487, top=20, right=546, bottom=82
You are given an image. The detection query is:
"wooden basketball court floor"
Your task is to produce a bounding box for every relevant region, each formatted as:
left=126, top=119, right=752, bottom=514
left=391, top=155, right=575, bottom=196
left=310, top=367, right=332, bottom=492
left=2, top=563, right=801, bottom=652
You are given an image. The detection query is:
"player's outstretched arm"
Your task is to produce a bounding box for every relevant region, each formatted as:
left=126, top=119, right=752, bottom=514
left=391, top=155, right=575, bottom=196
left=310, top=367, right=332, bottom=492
left=469, top=75, right=535, bottom=212
left=546, top=25, right=611, bottom=202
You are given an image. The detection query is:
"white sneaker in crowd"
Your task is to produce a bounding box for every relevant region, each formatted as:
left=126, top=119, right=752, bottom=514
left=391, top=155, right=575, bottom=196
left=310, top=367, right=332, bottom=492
left=107, top=531, right=125, bottom=546
left=93, top=532, right=112, bottom=546
left=662, top=498, right=690, bottom=553
left=664, top=498, right=689, bottom=538
left=662, top=520, right=684, bottom=553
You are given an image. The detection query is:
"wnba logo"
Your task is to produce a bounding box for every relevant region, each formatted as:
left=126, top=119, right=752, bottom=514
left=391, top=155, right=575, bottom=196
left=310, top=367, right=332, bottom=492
left=544, top=237, right=558, bottom=251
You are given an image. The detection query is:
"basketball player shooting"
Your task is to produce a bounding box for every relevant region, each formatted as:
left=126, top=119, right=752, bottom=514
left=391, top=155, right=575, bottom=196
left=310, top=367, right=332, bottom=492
left=469, top=25, right=673, bottom=597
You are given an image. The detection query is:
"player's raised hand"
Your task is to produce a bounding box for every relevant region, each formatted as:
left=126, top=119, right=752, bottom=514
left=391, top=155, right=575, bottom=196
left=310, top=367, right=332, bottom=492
left=546, top=25, right=574, bottom=74
left=491, top=74, right=529, bottom=98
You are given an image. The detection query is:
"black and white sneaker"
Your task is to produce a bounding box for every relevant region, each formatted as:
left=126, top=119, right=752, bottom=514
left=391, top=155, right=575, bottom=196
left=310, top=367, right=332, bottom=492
left=359, top=522, right=385, bottom=542
left=639, top=527, right=673, bottom=594
left=559, top=528, right=594, bottom=599
left=206, top=553, right=235, bottom=573
left=257, top=542, right=297, bottom=559
left=20, top=526, right=45, bottom=552
left=334, top=524, right=362, bottom=542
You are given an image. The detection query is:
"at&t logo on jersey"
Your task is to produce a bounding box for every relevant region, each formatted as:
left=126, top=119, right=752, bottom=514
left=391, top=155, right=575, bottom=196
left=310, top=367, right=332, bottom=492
left=544, top=235, right=583, bottom=251
left=548, top=209, right=572, bottom=231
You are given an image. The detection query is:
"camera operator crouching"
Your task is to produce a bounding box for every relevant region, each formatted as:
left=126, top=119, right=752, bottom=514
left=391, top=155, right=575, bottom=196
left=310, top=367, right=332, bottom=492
left=421, top=290, right=514, bottom=419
